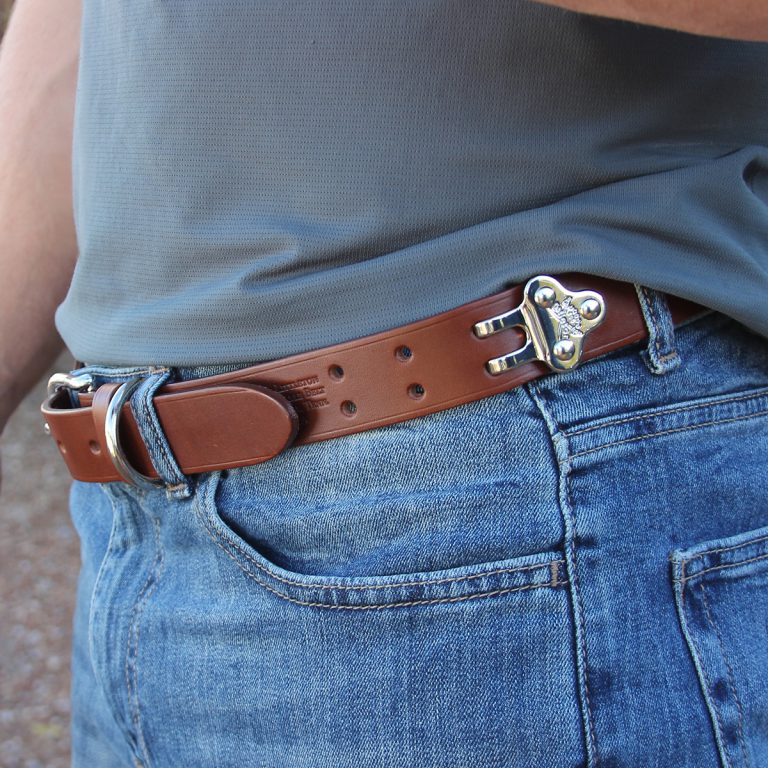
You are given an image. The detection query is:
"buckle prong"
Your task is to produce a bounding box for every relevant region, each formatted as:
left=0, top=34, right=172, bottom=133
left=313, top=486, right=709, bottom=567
left=474, top=276, right=606, bottom=375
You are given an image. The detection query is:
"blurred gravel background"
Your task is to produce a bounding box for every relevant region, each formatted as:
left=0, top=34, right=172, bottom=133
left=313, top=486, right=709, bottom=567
left=0, top=1, right=11, bottom=31
left=0, top=352, right=79, bottom=768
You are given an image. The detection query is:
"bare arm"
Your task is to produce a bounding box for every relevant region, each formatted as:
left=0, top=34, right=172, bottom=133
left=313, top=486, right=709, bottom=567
left=0, top=0, right=81, bottom=432
left=532, top=0, right=768, bottom=41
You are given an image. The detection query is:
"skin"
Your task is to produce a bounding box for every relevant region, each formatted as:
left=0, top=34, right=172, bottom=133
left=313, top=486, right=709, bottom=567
left=0, top=0, right=81, bottom=433
left=533, top=0, right=768, bottom=41
left=0, top=0, right=766, bottom=435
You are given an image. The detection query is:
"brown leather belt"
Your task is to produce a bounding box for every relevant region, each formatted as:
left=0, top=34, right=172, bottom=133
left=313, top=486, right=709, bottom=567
left=42, top=274, right=704, bottom=485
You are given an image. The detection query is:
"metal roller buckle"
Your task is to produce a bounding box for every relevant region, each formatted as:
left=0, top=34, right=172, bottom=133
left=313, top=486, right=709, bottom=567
left=473, top=276, right=606, bottom=375
left=46, top=371, right=95, bottom=399
left=45, top=371, right=164, bottom=489
left=103, top=377, right=165, bottom=490
left=44, top=372, right=95, bottom=436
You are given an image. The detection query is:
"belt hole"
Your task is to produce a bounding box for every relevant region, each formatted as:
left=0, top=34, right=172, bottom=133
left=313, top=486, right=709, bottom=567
left=329, top=364, right=344, bottom=381
left=88, top=440, right=101, bottom=455
left=408, top=383, right=425, bottom=399
left=341, top=400, right=357, bottom=417
left=396, top=345, right=413, bottom=362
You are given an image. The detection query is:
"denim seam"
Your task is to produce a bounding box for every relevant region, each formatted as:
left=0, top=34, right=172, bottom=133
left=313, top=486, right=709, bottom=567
left=194, top=498, right=563, bottom=609
left=199, top=523, right=559, bottom=609
left=700, top=586, right=751, bottom=768
left=197, top=474, right=563, bottom=592
left=681, top=533, right=768, bottom=564
left=562, top=448, right=599, bottom=768
left=211, top=539, right=559, bottom=591
left=125, top=515, right=164, bottom=768
left=678, top=552, right=768, bottom=585
left=526, top=382, right=598, bottom=768
left=679, top=584, right=734, bottom=768
left=568, top=407, right=768, bottom=460
left=567, top=387, right=768, bottom=437
left=87, top=487, right=137, bottom=753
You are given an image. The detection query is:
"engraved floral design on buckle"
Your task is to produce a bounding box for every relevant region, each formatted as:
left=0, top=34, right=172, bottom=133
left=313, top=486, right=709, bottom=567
left=473, top=276, right=606, bottom=375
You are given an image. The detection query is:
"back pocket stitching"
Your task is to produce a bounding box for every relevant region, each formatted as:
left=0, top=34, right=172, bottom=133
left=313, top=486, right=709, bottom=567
left=678, top=583, right=737, bottom=768
left=682, top=553, right=768, bottom=585
left=700, top=584, right=753, bottom=768
left=567, top=387, right=768, bottom=438
left=682, top=533, right=768, bottom=565
left=570, top=408, right=768, bottom=461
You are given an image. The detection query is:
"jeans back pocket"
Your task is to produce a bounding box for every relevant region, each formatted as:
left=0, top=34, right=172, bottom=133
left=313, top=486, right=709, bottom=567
left=671, top=524, right=768, bottom=768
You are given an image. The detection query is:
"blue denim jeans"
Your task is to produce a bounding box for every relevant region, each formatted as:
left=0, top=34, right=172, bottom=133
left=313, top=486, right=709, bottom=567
left=67, top=296, right=768, bottom=767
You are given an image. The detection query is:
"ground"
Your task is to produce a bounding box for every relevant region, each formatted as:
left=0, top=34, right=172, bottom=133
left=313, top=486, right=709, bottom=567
left=0, top=353, right=79, bottom=768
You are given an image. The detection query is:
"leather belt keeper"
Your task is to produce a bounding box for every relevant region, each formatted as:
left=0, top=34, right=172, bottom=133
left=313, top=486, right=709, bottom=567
left=42, top=274, right=704, bottom=484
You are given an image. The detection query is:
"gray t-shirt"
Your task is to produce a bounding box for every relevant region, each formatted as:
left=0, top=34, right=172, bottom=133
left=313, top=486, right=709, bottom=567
left=56, top=1, right=768, bottom=366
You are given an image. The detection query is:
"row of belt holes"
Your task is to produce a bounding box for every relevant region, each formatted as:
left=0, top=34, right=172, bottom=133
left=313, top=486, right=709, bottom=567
left=55, top=439, right=101, bottom=455
left=330, top=346, right=425, bottom=417
left=53, top=439, right=102, bottom=456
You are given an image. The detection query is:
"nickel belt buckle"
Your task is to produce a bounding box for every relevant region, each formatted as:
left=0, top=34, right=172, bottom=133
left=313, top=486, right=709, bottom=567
left=46, top=370, right=166, bottom=490
left=474, top=276, right=606, bottom=375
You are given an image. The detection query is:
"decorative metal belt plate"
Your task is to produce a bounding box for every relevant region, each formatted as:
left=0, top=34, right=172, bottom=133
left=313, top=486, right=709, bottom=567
left=473, top=276, right=606, bottom=375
